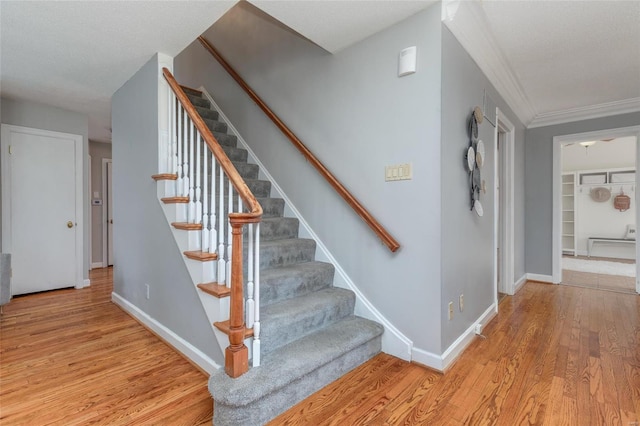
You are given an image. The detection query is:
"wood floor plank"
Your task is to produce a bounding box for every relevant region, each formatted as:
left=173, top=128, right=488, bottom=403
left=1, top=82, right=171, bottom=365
left=2, top=273, right=639, bottom=425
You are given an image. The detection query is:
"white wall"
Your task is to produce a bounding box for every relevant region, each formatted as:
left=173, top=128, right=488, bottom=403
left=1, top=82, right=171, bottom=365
left=0, top=98, right=90, bottom=278
left=175, top=2, right=444, bottom=355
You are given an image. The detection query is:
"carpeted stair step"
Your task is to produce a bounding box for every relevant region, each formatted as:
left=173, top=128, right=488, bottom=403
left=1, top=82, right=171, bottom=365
left=256, top=197, right=284, bottom=218
left=180, top=86, right=203, bottom=97
left=213, top=178, right=271, bottom=198
left=203, top=118, right=228, bottom=134
left=221, top=145, right=247, bottom=162
left=247, top=217, right=299, bottom=242
left=260, top=261, right=335, bottom=307
left=210, top=131, right=237, bottom=148
left=233, top=162, right=259, bottom=180
left=258, top=238, right=316, bottom=269
left=209, top=316, right=384, bottom=426
left=260, top=287, right=355, bottom=354
left=195, top=105, right=219, bottom=121
left=186, top=93, right=210, bottom=109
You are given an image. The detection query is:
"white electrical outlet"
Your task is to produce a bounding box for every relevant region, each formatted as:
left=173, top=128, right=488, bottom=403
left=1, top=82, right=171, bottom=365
left=459, top=294, right=464, bottom=312
left=145, top=283, right=150, bottom=300
left=448, top=302, right=454, bottom=320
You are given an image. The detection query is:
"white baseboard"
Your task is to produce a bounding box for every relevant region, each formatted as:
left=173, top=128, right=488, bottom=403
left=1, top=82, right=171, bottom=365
left=514, top=274, right=527, bottom=293
left=200, top=89, right=414, bottom=361
left=111, top=292, right=220, bottom=375
left=91, top=262, right=104, bottom=269
left=411, top=303, right=497, bottom=372
left=526, top=273, right=554, bottom=283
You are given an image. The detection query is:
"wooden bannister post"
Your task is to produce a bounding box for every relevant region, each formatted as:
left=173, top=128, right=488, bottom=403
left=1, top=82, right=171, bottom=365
left=225, top=220, right=248, bottom=378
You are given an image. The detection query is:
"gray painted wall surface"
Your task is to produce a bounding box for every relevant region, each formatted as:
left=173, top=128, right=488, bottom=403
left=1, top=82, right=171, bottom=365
left=440, top=27, right=527, bottom=349
left=175, top=3, right=444, bottom=353
left=111, top=54, right=223, bottom=364
left=1, top=98, right=90, bottom=278
left=89, top=141, right=111, bottom=265
left=525, top=112, right=640, bottom=275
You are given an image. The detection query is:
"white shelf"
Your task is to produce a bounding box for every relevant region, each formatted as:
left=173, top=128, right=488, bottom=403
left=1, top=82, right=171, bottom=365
left=562, top=172, right=577, bottom=255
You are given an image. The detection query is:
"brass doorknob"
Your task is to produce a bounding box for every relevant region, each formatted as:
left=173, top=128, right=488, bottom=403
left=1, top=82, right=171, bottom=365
left=67, top=221, right=74, bottom=228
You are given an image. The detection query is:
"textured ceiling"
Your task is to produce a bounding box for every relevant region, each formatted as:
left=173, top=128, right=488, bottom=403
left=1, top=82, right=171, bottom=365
left=1, top=1, right=639, bottom=142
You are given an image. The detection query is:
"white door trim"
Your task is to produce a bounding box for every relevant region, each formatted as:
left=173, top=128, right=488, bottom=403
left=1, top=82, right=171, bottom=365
left=552, top=125, right=640, bottom=292
left=1, top=124, right=84, bottom=289
left=494, top=109, right=516, bottom=296
left=102, top=158, right=113, bottom=268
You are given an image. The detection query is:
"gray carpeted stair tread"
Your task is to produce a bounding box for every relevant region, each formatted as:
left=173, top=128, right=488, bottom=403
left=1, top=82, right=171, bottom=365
left=204, top=118, right=228, bottom=133
left=251, top=217, right=299, bottom=241
left=213, top=178, right=270, bottom=198
left=260, top=288, right=355, bottom=354
left=210, top=131, right=237, bottom=147
left=181, top=86, right=203, bottom=97
left=221, top=145, right=247, bottom=162
left=209, top=315, right=383, bottom=407
left=256, top=197, right=284, bottom=218
left=260, top=261, right=334, bottom=306
left=186, top=93, right=210, bottom=108
left=195, top=105, right=218, bottom=121
left=258, top=238, right=316, bottom=269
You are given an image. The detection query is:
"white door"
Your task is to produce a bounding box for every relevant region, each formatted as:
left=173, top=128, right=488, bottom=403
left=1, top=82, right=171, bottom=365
left=107, top=160, right=114, bottom=266
left=1, top=125, right=83, bottom=295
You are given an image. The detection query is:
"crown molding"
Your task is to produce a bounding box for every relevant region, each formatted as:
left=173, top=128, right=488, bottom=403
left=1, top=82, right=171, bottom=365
left=528, top=97, right=640, bottom=129
left=442, top=0, right=537, bottom=127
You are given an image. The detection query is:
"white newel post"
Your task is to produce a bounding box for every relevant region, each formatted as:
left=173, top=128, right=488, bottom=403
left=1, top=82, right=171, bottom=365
left=253, top=222, right=261, bottom=367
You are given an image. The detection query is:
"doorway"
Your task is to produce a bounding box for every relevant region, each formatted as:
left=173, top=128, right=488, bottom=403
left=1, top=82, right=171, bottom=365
left=102, top=159, right=114, bottom=267
left=1, top=124, right=84, bottom=294
left=494, top=109, right=515, bottom=301
left=553, top=126, right=640, bottom=294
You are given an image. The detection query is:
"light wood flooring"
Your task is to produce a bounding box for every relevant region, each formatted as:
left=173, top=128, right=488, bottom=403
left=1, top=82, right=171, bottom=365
left=562, top=255, right=636, bottom=294
left=2, top=269, right=639, bottom=425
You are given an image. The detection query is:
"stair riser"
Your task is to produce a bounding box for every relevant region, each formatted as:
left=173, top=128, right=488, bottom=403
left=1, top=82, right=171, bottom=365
left=260, top=290, right=355, bottom=354
left=186, top=94, right=210, bottom=108
left=258, top=240, right=316, bottom=269
left=244, top=218, right=299, bottom=242
left=190, top=163, right=259, bottom=181
left=195, top=106, right=219, bottom=121
left=260, top=263, right=334, bottom=306
left=204, top=118, right=227, bottom=133
left=212, top=336, right=382, bottom=426
left=257, top=198, right=285, bottom=218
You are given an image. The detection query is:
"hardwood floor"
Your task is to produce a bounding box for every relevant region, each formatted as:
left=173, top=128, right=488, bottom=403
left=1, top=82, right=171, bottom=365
left=271, top=281, right=640, bottom=425
left=2, top=270, right=639, bottom=425
left=0, top=268, right=213, bottom=425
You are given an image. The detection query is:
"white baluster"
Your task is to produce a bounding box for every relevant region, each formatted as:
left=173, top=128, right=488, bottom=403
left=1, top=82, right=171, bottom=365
left=218, top=164, right=226, bottom=285
left=188, top=121, right=196, bottom=223
left=195, top=129, right=202, bottom=224
left=166, top=89, right=173, bottom=173
left=176, top=104, right=183, bottom=195
left=253, top=222, right=261, bottom=367
left=226, top=179, right=233, bottom=288
left=182, top=108, right=190, bottom=198
left=246, top=221, right=255, bottom=328
left=171, top=94, right=177, bottom=175
left=209, top=155, right=217, bottom=254
left=202, top=138, right=209, bottom=252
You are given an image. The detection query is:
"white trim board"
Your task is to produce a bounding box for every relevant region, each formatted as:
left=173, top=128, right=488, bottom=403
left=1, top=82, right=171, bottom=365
left=199, top=88, right=414, bottom=361
left=112, top=292, right=220, bottom=375
left=514, top=274, right=527, bottom=293
left=552, top=126, right=640, bottom=293
left=526, top=273, right=554, bottom=284
left=412, top=303, right=497, bottom=372
left=91, top=262, right=104, bottom=269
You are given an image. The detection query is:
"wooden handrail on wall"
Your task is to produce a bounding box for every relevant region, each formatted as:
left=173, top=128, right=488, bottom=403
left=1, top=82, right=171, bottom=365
left=197, top=36, right=400, bottom=253
left=163, top=68, right=262, bottom=378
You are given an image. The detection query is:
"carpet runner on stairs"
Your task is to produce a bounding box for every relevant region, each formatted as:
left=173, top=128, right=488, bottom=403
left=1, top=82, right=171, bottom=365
left=179, top=87, right=384, bottom=426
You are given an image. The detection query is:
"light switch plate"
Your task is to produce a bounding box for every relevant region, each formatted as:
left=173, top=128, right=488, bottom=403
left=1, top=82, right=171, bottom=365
left=385, top=163, right=412, bottom=181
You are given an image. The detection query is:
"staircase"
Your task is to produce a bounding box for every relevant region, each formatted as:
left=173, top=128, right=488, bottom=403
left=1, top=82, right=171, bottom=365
left=156, top=84, right=384, bottom=425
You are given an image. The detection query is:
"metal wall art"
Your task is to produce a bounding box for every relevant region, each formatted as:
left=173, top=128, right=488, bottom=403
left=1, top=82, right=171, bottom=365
left=465, top=106, right=485, bottom=216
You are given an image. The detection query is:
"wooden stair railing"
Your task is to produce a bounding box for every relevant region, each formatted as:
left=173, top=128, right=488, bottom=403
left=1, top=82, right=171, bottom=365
left=198, top=36, right=400, bottom=253
left=163, top=68, right=262, bottom=378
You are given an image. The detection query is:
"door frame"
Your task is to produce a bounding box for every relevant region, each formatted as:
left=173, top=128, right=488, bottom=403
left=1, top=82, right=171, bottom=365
left=102, top=158, right=113, bottom=267
left=494, top=109, right=516, bottom=297
left=552, top=125, right=640, bottom=293
left=1, top=124, right=84, bottom=289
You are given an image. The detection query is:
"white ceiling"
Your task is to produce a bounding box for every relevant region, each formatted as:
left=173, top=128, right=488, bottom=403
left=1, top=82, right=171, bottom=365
left=1, top=1, right=639, bottom=143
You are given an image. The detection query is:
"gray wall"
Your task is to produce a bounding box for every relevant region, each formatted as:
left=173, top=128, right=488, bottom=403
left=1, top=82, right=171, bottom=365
left=111, top=53, right=223, bottom=363
left=525, top=112, right=640, bottom=275
left=89, top=141, right=112, bottom=265
left=440, top=27, right=527, bottom=349
left=175, top=2, right=444, bottom=354
left=1, top=98, right=90, bottom=279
